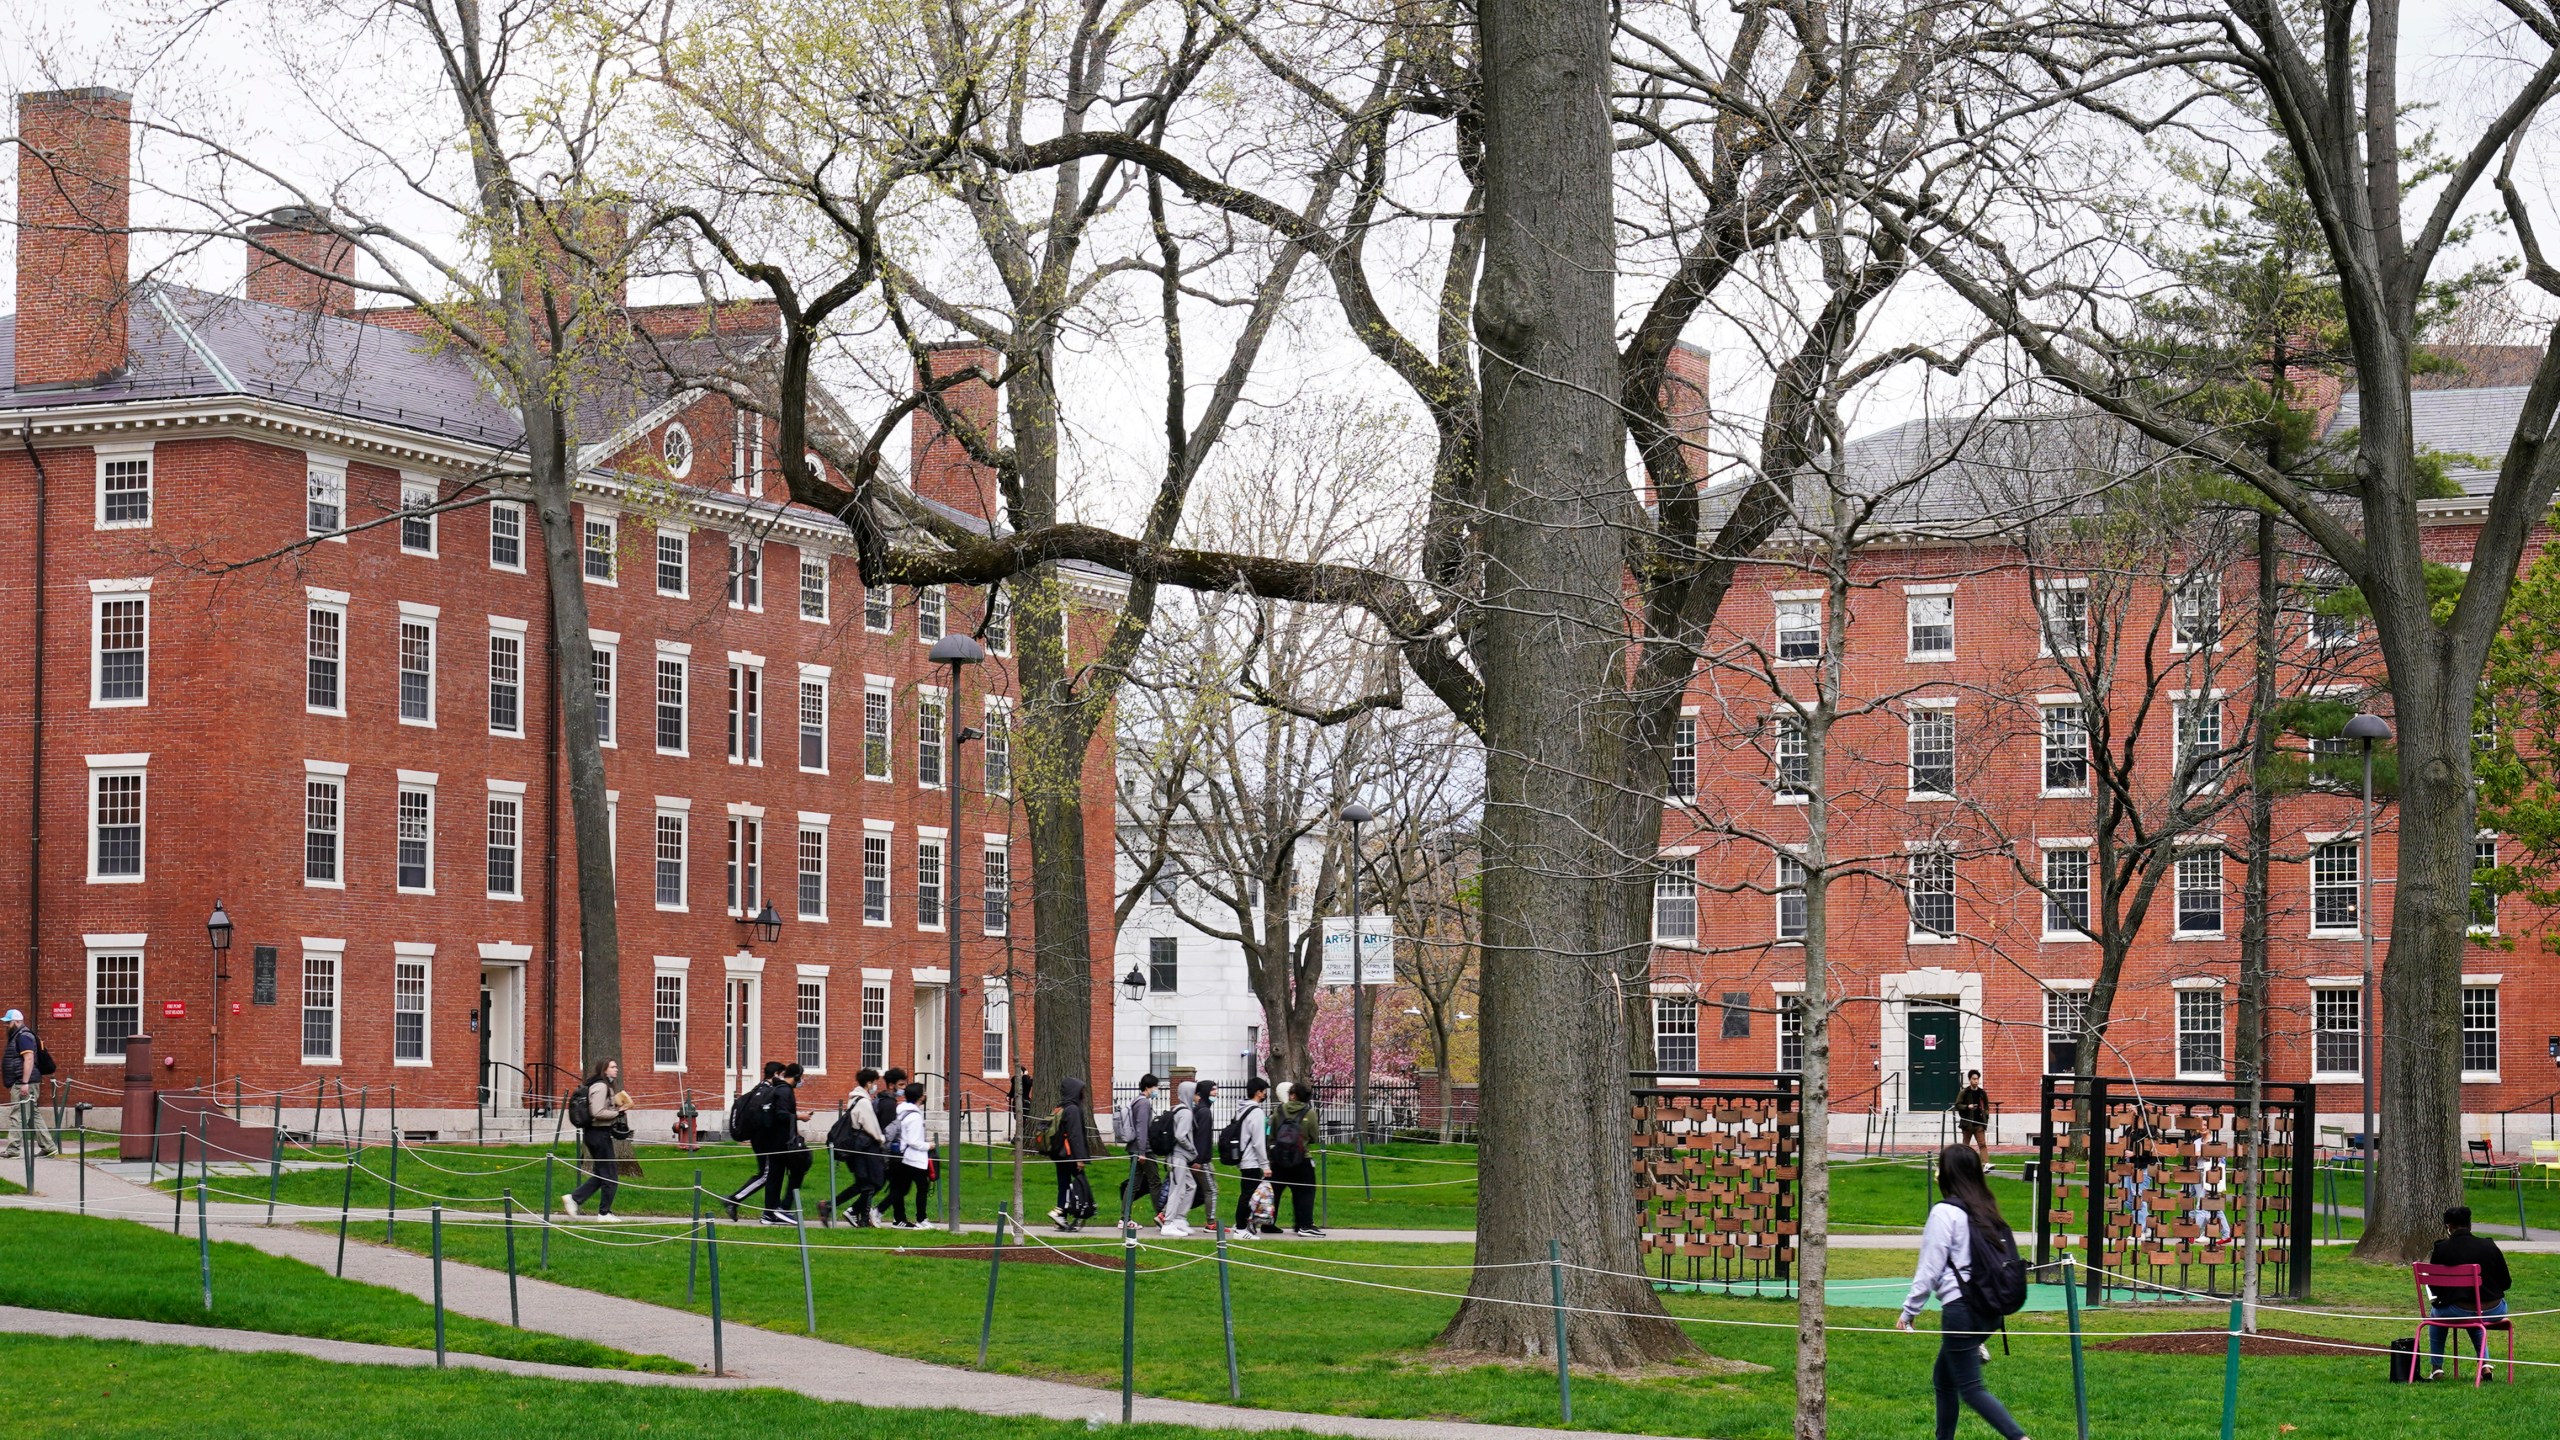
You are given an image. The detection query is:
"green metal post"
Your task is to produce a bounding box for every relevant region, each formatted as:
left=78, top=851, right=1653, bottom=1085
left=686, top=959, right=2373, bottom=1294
left=1121, top=1215, right=1139, bottom=1424
left=1319, top=1148, right=1329, bottom=1231
left=2517, top=1166, right=2531, bottom=1241
left=503, top=1188, right=521, bottom=1326
left=430, top=1204, right=447, bottom=1368
left=1550, top=1239, right=1572, bottom=1422
left=978, top=1203, right=1008, bottom=1368
left=2220, top=1298, right=2242, bottom=1440
left=794, top=1199, right=817, bottom=1336
left=335, top=1151, right=354, bottom=1276
left=172, top=1128, right=187, bottom=1234
left=2064, top=1255, right=2090, bottom=1440
left=265, top=1117, right=283, bottom=1226
left=539, top=1154, right=555, bottom=1270
left=1216, top=1216, right=1240, bottom=1400
left=196, top=1177, right=212, bottom=1312
left=688, top=1170, right=703, bottom=1303
left=385, top=1124, right=400, bottom=1243
left=707, top=1220, right=726, bottom=1377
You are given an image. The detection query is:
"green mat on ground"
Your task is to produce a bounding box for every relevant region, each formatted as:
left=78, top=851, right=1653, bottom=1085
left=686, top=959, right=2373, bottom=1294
left=1650, top=1276, right=2186, bottom=1312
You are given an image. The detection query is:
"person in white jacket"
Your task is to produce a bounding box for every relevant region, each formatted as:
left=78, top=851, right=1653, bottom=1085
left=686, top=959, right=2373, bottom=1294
left=1896, top=1144, right=2031, bottom=1440
left=885, top=1081, right=936, bottom=1228
left=1229, top=1077, right=1271, bottom=1237
left=1160, top=1079, right=1217, bottom=1236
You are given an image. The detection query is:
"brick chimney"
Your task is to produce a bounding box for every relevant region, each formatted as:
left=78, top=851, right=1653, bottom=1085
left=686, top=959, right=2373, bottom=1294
left=910, top=343, right=1002, bottom=520
left=245, top=207, right=355, bottom=315
left=1660, top=341, right=1711, bottom=481
left=14, top=87, right=133, bottom=390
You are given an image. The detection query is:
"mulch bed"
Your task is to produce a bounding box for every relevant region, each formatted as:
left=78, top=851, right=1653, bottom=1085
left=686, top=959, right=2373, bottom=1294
left=2094, top=1327, right=2365, bottom=1358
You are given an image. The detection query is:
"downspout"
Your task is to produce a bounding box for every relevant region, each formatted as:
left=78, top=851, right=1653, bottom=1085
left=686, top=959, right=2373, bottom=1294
left=17, top=422, right=47, bottom=1029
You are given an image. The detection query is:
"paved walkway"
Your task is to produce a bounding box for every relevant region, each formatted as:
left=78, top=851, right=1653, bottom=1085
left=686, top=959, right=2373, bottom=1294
left=0, top=1156, right=1667, bottom=1440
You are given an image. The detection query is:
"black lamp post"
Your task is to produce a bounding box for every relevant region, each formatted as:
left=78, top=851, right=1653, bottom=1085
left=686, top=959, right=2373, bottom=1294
left=2341, top=711, right=2391, bottom=1197
left=930, top=630, right=987, bottom=1230
left=205, top=901, right=234, bottom=1093
left=1340, top=802, right=1374, bottom=1191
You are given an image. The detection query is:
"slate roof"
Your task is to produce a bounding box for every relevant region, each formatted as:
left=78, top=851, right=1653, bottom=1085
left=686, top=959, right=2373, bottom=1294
left=2327, top=385, right=2524, bottom=496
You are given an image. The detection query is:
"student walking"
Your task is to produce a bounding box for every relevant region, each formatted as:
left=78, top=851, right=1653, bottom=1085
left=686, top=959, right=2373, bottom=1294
left=821, top=1069, right=888, bottom=1227
left=1162, top=1079, right=1217, bottom=1236
left=1046, top=1076, right=1098, bottom=1230
left=885, top=1081, right=935, bottom=1228
left=559, top=1058, right=626, bottom=1222
left=1955, top=1071, right=1992, bottom=1159
left=722, top=1060, right=789, bottom=1221
left=1, top=1010, right=57, bottom=1160
left=1229, top=1077, right=1271, bottom=1237
left=2425, top=1205, right=2514, bottom=1380
left=1116, top=1073, right=1161, bottom=1219
left=1268, top=1082, right=1322, bottom=1236
left=761, top=1063, right=815, bottom=1224
left=1897, top=1145, right=2031, bottom=1440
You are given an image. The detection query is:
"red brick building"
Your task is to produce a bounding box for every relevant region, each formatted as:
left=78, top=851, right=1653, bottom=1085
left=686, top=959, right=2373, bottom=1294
left=1648, top=374, right=2557, bottom=1144
left=0, top=88, right=1119, bottom=1135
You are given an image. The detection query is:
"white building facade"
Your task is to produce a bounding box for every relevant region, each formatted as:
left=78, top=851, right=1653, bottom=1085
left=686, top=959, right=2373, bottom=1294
left=1110, top=853, right=1274, bottom=1096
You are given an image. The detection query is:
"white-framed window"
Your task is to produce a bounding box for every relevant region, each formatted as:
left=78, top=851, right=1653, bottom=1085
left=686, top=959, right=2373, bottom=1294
left=86, top=946, right=143, bottom=1062
left=486, top=788, right=523, bottom=899
left=2312, top=984, right=2362, bottom=1078
left=981, top=980, right=1009, bottom=1076
left=306, top=597, right=346, bottom=715
left=96, top=444, right=152, bottom=528
left=985, top=586, right=1011, bottom=655
left=727, top=539, right=763, bottom=611
left=1653, top=994, right=1699, bottom=1071
left=304, top=765, right=345, bottom=888
left=2175, top=698, right=2224, bottom=790
left=918, top=686, right=947, bottom=788
left=2309, top=585, right=2361, bottom=648
left=726, top=659, right=763, bottom=765
left=400, top=478, right=437, bottom=555
left=725, top=812, right=764, bottom=917
left=300, top=943, right=341, bottom=1062
left=1774, top=594, right=1821, bottom=663
left=653, top=967, right=688, bottom=1069
left=2472, top=835, right=2500, bottom=936
left=91, top=584, right=148, bottom=707
left=918, top=585, right=946, bottom=642
left=591, top=639, right=616, bottom=747
left=799, top=672, right=828, bottom=773
left=1668, top=714, right=1698, bottom=800
left=917, top=832, right=946, bottom=931
left=2463, top=983, right=2501, bottom=1080
left=396, top=781, right=435, bottom=893
left=656, top=649, right=690, bottom=755
left=662, top=421, right=695, bottom=479
left=863, top=680, right=893, bottom=780
left=983, top=838, right=1011, bottom=936
left=1906, top=586, right=1955, bottom=659
left=1652, top=852, right=1699, bottom=945
left=1908, top=849, right=1956, bottom=939
left=393, top=948, right=432, bottom=1064
left=862, top=825, right=892, bottom=925
left=488, top=621, right=527, bottom=737
left=1776, top=852, right=1807, bottom=941
left=732, top=407, right=763, bottom=494
left=796, top=976, right=827, bottom=1072
left=800, top=552, right=828, bottom=622
left=2041, top=702, right=2088, bottom=794
left=1149, top=935, right=1179, bottom=992
left=2175, top=986, right=2224, bottom=1077
left=306, top=457, right=346, bottom=537
left=656, top=528, right=689, bottom=596
left=1908, top=703, right=1955, bottom=797
left=797, top=821, right=828, bottom=921
left=1776, top=990, right=1805, bottom=1073
left=1773, top=714, right=1809, bottom=801
left=397, top=612, right=436, bottom=726
left=2176, top=848, right=2223, bottom=934
left=654, top=804, right=689, bottom=910
left=2044, top=988, right=2088, bottom=1074
left=2038, top=579, right=2089, bottom=655
left=984, top=698, right=1012, bottom=796
left=488, top=499, right=525, bottom=571
left=861, top=980, right=889, bottom=1069
left=2311, top=837, right=2360, bottom=935
left=864, top=583, right=893, bottom=633
left=1149, top=1024, right=1179, bottom=1078
left=2042, top=846, right=2090, bottom=939
left=583, top=509, right=618, bottom=583
left=2172, top=575, right=2220, bottom=650
left=87, top=759, right=146, bottom=883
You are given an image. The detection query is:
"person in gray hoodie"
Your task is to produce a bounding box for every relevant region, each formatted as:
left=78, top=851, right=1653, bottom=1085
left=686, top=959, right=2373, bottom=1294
left=1229, top=1076, right=1272, bottom=1237
left=1120, top=1073, right=1160, bottom=1220
left=1160, top=1079, right=1205, bottom=1235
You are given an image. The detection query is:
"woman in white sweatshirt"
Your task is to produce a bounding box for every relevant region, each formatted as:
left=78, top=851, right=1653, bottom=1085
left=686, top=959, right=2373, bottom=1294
left=886, top=1080, right=935, bottom=1227
left=1896, top=1144, right=2031, bottom=1440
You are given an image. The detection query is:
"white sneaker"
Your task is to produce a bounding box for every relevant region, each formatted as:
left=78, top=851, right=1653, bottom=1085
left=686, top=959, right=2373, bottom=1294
left=560, top=1195, right=581, bottom=1218
left=598, top=1212, right=623, bottom=1224
left=1160, top=1222, right=1191, bottom=1238
left=1233, top=1228, right=1260, bottom=1241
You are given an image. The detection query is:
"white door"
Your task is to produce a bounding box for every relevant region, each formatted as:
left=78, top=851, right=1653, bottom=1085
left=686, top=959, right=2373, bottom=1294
left=913, top=985, right=944, bottom=1128
left=478, top=964, right=524, bottom=1110
left=723, top=976, right=760, bottom=1109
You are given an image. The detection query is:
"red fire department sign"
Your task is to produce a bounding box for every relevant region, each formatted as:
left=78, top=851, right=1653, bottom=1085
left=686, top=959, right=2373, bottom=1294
left=48, top=1001, right=71, bottom=1020
left=230, top=1001, right=242, bottom=1015
left=161, top=1000, right=187, bottom=1019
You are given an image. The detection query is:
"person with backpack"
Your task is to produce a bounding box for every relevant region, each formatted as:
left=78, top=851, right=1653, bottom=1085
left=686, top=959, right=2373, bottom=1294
left=1897, top=1144, right=2031, bottom=1440
left=1268, top=1082, right=1321, bottom=1236
left=1045, top=1075, right=1097, bottom=1230
left=1, top=1010, right=58, bottom=1160
left=1161, top=1079, right=1217, bottom=1237
left=558, top=1057, right=625, bottom=1222
left=1115, top=1073, right=1160, bottom=1220
left=721, top=1061, right=789, bottom=1221
left=884, top=1080, right=937, bottom=1227
left=758, top=1063, right=816, bottom=1224
left=1955, top=1071, right=1992, bottom=1160
left=820, top=1068, right=887, bottom=1227
left=1222, top=1077, right=1272, bottom=1238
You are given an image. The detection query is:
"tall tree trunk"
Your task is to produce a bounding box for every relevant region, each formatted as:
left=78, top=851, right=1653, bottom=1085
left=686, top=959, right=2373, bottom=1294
left=2238, top=508, right=2277, bottom=1330
left=1438, top=0, right=1688, bottom=1364
left=1020, top=587, right=1098, bottom=1117
left=1797, top=858, right=1831, bottom=1439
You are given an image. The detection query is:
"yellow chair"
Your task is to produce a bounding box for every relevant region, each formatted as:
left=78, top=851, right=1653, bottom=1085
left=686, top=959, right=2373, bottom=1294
left=2530, top=1139, right=2560, bottom=1180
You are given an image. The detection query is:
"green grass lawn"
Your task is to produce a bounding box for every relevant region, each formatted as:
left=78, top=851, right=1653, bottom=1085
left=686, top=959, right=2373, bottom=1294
left=331, top=1204, right=2555, bottom=1439
left=0, top=1210, right=686, bottom=1372
left=3, top=1334, right=1282, bottom=1440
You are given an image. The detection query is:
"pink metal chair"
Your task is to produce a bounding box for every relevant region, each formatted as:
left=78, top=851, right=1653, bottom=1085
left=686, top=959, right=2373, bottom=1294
left=2412, top=1263, right=2515, bottom=1385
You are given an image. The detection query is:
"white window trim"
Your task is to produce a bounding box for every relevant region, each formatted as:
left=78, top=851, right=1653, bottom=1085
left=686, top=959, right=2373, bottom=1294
left=918, top=683, right=950, bottom=791
left=654, top=800, right=692, bottom=913
left=2306, top=830, right=2364, bottom=939
left=2462, top=976, right=2502, bottom=1083
left=2039, top=698, right=2091, bottom=798
left=83, top=941, right=146, bottom=1063
left=799, top=551, right=830, bottom=624
left=89, top=585, right=150, bottom=709
left=399, top=475, right=439, bottom=557
left=656, top=525, right=692, bottom=598
left=488, top=498, right=528, bottom=573
left=1904, top=584, right=1957, bottom=662
left=392, top=942, right=436, bottom=1068
left=303, top=760, right=349, bottom=892
left=85, top=756, right=147, bottom=885
left=862, top=818, right=895, bottom=928
left=591, top=635, right=619, bottom=749
left=1772, top=846, right=1807, bottom=947
left=979, top=976, right=1010, bottom=1078
left=2038, top=840, right=2094, bottom=943
left=1905, top=698, right=1957, bottom=800
left=656, top=651, right=691, bottom=758
left=916, top=827, right=950, bottom=934
left=863, top=677, right=894, bottom=783
left=652, top=956, right=692, bottom=1072
left=2172, top=982, right=2226, bottom=1079
left=485, top=783, right=527, bottom=902
left=395, top=773, right=438, bottom=897
left=396, top=604, right=439, bottom=730
left=1772, top=590, right=1824, bottom=668
left=795, top=972, right=829, bottom=1076
left=1904, top=845, right=1958, bottom=945
left=305, top=455, right=350, bottom=543
left=2171, top=842, right=2227, bottom=939
left=2036, top=576, right=2090, bottom=657
left=797, top=814, right=831, bottom=923
left=1770, top=710, right=1810, bottom=806
left=581, top=505, right=620, bottom=586
left=298, top=938, right=346, bottom=1065
left=486, top=620, right=529, bottom=739
left=305, top=596, right=348, bottom=718
left=2307, top=978, right=2366, bottom=1081
left=94, top=441, right=154, bottom=530
left=2169, top=575, right=2223, bottom=653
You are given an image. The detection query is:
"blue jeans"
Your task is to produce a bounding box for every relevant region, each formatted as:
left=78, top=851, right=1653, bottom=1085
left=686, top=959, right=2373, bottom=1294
left=1934, top=1297, right=2026, bottom=1440
left=2427, top=1298, right=2508, bottom=1362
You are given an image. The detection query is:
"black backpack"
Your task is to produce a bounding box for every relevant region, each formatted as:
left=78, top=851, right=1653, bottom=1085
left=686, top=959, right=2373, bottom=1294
left=1271, top=1108, right=1308, bottom=1167
left=1949, top=1202, right=2030, bottom=1319
left=827, top=1104, right=860, bottom=1156
left=1148, top=1107, right=1178, bottom=1156
left=566, top=1082, right=594, bottom=1129
left=33, top=1046, right=54, bottom=1077
left=1218, top=1103, right=1258, bottom=1167
left=728, top=1082, right=773, bottom=1143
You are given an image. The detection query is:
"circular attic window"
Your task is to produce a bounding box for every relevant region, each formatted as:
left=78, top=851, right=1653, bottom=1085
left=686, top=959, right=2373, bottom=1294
left=661, top=422, right=695, bottom=478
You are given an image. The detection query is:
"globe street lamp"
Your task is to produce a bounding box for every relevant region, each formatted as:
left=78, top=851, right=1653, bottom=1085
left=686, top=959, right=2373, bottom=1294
left=2342, top=711, right=2392, bottom=1199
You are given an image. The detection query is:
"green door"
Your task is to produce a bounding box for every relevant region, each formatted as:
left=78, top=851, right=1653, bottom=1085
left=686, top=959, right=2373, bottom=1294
left=1908, top=1006, right=1962, bottom=1111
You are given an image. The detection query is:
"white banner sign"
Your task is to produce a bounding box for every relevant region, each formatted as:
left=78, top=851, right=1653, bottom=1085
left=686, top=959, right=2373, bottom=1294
left=1321, top=915, right=1395, bottom=986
